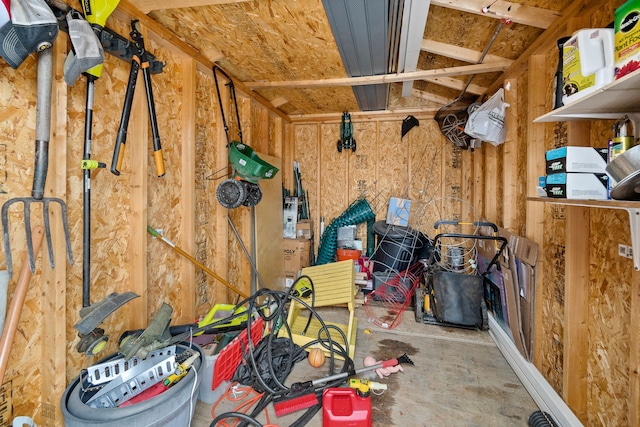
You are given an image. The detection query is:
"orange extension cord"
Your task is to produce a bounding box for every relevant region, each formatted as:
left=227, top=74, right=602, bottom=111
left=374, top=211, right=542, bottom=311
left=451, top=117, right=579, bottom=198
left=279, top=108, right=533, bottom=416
left=211, top=381, right=280, bottom=427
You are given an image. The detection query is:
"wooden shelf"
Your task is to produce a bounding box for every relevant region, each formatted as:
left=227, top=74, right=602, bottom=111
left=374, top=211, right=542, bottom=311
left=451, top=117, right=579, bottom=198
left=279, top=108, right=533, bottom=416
left=534, top=70, right=640, bottom=122
left=528, top=197, right=640, bottom=270
left=527, top=197, right=640, bottom=209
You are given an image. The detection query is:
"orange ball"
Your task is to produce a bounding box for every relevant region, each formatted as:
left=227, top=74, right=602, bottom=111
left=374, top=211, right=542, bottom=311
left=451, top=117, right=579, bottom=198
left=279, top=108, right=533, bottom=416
left=308, top=348, right=326, bottom=368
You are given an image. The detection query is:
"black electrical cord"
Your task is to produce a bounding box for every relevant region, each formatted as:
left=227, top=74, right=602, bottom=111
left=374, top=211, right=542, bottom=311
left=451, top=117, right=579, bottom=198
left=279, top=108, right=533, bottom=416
left=210, top=411, right=263, bottom=427
left=225, top=285, right=357, bottom=427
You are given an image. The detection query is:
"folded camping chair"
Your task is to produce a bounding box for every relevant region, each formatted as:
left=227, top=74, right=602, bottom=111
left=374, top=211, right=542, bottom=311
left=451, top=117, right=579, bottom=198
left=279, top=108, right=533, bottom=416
left=278, top=260, right=356, bottom=360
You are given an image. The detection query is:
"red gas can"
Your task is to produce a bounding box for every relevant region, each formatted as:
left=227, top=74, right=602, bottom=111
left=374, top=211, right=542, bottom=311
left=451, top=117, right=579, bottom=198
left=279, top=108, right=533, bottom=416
left=322, top=387, right=372, bottom=427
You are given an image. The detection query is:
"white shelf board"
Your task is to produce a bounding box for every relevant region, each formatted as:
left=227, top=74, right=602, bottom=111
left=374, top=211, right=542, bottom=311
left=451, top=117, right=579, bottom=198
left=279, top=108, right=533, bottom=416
left=535, top=70, right=640, bottom=122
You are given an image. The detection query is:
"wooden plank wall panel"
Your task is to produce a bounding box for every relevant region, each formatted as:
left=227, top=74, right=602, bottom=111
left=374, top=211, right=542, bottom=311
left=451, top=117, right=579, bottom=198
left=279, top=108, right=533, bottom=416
left=588, top=210, right=632, bottom=426
left=514, top=75, right=529, bottom=236
left=42, top=39, right=70, bottom=425
left=145, top=40, right=187, bottom=322
left=254, top=155, right=284, bottom=290
left=376, top=122, right=408, bottom=218
left=348, top=121, right=377, bottom=247
left=408, top=121, right=446, bottom=232
left=293, top=125, right=319, bottom=234
left=541, top=192, right=567, bottom=394
left=226, top=98, right=254, bottom=299
left=502, top=79, right=518, bottom=232
left=440, top=138, right=463, bottom=224
left=484, top=145, right=499, bottom=224
left=213, top=79, right=231, bottom=305
left=348, top=122, right=377, bottom=203
left=319, top=123, right=348, bottom=226
left=194, top=69, right=220, bottom=316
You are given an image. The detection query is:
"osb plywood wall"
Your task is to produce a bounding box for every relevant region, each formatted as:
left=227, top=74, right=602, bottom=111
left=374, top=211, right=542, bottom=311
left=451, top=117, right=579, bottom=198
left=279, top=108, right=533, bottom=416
left=0, top=7, right=285, bottom=426
left=292, top=118, right=473, bottom=248
left=525, top=1, right=639, bottom=425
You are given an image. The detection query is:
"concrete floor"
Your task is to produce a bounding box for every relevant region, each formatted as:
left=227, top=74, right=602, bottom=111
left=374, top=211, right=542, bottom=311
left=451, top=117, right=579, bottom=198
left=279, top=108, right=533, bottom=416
left=191, top=304, right=539, bottom=426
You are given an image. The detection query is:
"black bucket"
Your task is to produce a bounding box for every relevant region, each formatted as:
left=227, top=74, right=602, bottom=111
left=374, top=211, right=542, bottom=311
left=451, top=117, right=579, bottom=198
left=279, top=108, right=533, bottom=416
left=371, top=221, right=431, bottom=273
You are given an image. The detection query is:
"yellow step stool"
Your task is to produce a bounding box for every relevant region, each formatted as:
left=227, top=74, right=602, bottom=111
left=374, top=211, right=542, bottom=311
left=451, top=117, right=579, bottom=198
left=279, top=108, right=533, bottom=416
left=279, top=260, right=357, bottom=360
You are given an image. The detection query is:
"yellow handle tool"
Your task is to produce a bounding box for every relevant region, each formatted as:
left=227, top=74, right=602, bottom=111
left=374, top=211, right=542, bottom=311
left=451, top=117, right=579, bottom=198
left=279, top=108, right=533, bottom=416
left=163, top=352, right=200, bottom=387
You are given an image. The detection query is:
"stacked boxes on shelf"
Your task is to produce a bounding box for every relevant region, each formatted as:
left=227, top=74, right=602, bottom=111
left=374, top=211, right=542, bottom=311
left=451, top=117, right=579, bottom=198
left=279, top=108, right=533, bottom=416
left=543, top=146, right=610, bottom=200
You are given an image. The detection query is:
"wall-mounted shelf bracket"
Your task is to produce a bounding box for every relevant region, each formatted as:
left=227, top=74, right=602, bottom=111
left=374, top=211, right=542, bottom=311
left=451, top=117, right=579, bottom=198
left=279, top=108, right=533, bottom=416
left=528, top=198, right=640, bottom=270
left=626, top=208, right=640, bottom=271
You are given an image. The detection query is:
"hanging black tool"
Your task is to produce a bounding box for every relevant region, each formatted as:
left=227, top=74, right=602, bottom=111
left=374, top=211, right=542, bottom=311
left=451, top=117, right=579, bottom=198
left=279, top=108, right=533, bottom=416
left=71, top=0, right=142, bottom=356
left=111, top=19, right=165, bottom=178
left=337, top=112, right=356, bottom=153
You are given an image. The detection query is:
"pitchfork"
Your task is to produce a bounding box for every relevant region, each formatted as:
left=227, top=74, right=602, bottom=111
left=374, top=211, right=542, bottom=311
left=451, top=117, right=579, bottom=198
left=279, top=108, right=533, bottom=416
left=1, top=48, right=73, bottom=278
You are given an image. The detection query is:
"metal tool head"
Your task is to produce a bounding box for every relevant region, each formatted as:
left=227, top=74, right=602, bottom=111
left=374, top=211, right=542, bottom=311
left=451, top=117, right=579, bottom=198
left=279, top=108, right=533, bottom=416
left=396, top=352, right=414, bottom=366
left=1, top=197, right=74, bottom=278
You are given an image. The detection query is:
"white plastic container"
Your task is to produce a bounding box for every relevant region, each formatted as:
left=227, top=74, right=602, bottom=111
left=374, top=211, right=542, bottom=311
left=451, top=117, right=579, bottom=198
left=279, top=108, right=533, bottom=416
left=198, top=351, right=231, bottom=404
left=562, top=28, right=615, bottom=104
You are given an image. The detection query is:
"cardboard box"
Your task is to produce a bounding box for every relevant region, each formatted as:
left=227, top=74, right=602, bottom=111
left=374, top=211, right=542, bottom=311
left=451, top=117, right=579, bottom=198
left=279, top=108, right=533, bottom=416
left=283, top=238, right=311, bottom=279
left=545, top=146, right=608, bottom=174
left=386, top=197, right=411, bottom=227
left=296, top=219, right=314, bottom=240
left=545, top=172, right=610, bottom=199
left=497, top=227, right=539, bottom=362
left=477, top=226, right=538, bottom=362
left=615, top=0, right=640, bottom=79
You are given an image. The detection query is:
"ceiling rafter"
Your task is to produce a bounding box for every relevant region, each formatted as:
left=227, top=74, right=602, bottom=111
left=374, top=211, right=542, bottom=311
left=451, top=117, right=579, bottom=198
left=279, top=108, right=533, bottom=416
left=245, top=61, right=511, bottom=89
left=128, top=0, right=251, bottom=14
left=270, top=97, right=289, bottom=108
left=421, top=75, right=486, bottom=95
left=421, top=39, right=513, bottom=65
left=430, top=0, right=560, bottom=29
left=411, top=88, right=451, bottom=105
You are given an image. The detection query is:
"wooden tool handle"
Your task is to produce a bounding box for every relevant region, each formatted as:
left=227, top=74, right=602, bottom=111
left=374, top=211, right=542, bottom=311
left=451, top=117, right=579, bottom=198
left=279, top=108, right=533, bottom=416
left=0, top=226, right=45, bottom=385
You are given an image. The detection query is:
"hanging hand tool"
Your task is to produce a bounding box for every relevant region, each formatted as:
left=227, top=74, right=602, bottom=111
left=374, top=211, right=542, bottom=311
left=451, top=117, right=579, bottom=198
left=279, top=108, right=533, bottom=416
left=1, top=46, right=74, bottom=278
left=111, top=19, right=165, bottom=178
left=337, top=112, right=356, bottom=153
left=69, top=0, right=138, bottom=356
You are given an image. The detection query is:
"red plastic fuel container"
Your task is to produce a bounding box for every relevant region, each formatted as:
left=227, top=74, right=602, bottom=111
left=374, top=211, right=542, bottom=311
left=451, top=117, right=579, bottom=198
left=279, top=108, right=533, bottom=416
left=322, top=387, right=372, bottom=427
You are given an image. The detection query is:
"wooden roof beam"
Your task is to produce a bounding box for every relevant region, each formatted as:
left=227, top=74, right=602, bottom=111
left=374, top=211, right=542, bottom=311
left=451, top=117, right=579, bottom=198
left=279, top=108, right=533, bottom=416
left=431, top=0, right=561, bottom=29
left=421, top=39, right=514, bottom=65
left=411, top=88, right=452, bottom=105
left=270, top=97, right=290, bottom=108
left=421, top=75, right=486, bottom=95
left=244, top=61, right=511, bottom=89
left=128, top=0, right=251, bottom=14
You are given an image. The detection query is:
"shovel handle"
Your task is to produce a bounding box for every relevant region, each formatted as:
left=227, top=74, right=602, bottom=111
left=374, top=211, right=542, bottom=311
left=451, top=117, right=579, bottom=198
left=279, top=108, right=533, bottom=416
left=0, top=226, right=44, bottom=386
left=32, top=49, right=53, bottom=200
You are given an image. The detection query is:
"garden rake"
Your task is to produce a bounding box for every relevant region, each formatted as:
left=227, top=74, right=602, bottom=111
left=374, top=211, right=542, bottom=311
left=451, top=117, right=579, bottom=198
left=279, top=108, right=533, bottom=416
left=1, top=48, right=73, bottom=278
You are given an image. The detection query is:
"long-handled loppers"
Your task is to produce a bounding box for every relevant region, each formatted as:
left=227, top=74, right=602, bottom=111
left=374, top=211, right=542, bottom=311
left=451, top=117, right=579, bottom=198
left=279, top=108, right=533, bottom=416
left=110, top=20, right=165, bottom=177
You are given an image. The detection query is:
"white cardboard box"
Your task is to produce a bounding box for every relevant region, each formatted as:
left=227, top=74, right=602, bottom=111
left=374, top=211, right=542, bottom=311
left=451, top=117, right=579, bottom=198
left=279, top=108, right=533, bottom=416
left=545, top=146, right=608, bottom=174
left=545, top=173, right=610, bottom=200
